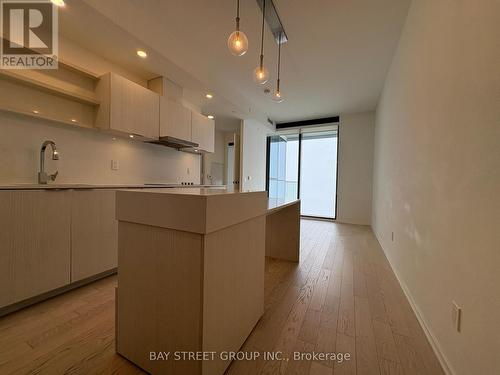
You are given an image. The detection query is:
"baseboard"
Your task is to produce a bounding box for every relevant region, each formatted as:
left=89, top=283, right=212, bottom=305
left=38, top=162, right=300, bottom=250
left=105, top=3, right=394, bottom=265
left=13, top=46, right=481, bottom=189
left=336, top=218, right=371, bottom=226
left=371, top=228, right=455, bottom=375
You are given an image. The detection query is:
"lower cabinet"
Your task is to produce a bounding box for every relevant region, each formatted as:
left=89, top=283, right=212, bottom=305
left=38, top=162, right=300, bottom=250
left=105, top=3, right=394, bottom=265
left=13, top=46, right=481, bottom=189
left=0, top=190, right=71, bottom=308
left=0, top=189, right=118, bottom=310
left=71, top=190, right=118, bottom=282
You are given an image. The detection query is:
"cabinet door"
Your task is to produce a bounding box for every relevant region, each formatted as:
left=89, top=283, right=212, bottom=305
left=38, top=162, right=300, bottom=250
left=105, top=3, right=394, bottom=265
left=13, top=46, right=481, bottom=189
left=109, top=73, right=159, bottom=139
left=160, top=97, right=192, bottom=141
left=71, top=190, right=118, bottom=282
left=0, top=191, right=71, bottom=308
left=191, top=111, right=215, bottom=152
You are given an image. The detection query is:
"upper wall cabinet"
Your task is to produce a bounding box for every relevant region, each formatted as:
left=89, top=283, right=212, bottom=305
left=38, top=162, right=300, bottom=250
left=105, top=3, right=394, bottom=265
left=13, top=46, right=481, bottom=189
left=148, top=75, right=215, bottom=152
left=96, top=73, right=159, bottom=140
left=160, top=97, right=192, bottom=141
left=191, top=111, right=215, bottom=153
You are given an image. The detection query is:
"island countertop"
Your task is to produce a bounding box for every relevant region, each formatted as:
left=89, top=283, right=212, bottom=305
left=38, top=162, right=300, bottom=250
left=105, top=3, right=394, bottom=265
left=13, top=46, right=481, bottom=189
left=116, top=188, right=267, bottom=234
left=267, top=197, right=300, bottom=214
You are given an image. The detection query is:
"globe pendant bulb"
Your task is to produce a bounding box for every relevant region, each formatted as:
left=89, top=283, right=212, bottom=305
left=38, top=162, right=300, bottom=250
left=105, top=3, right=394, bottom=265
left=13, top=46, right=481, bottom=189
left=272, top=90, right=284, bottom=103
left=228, top=30, right=248, bottom=56
left=253, top=65, right=269, bottom=84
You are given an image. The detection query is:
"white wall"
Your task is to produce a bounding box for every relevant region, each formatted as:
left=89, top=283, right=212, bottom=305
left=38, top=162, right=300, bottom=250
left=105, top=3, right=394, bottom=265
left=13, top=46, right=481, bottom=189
left=240, top=119, right=269, bottom=191
left=0, top=111, right=200, bottom=185
left=372, top=1, right=500, bottom=374
left=337, top=112, right=374, bottom=225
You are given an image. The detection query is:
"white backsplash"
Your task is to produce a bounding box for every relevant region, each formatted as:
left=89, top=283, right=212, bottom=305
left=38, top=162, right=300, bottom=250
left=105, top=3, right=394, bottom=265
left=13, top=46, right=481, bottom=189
left=0, top=111, right=201, bottom=185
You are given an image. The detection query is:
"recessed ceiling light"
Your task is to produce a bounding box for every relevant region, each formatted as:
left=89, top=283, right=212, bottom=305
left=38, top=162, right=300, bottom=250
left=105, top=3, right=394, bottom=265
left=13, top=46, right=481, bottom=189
left=112, top=137, right=117, bottom=141
left=194, top=149, right=199, bottom=152
left=207, top=115, right=215, bottom=119
left=136, top=50, right=147, bottom=58
left=129, top=134, right=135, bottom=138
left=70, top=118, right=77, bottom=123
left=205, top=93, right=213, bottom=99
left=51, top=0, right=65, bottom=7
left=32, top=110, right=40, bottom=114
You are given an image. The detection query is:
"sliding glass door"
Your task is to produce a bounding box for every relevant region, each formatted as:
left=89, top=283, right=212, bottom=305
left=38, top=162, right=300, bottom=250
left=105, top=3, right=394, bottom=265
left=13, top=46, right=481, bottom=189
left=267, top=134, right=299, bottom=200
left=299, top=130, right=338, bottom=218
left=266, top=128, right=338, bottom=219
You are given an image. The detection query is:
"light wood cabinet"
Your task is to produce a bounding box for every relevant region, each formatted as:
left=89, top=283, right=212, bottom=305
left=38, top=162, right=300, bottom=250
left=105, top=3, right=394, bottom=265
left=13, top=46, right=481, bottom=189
left=96, top=73, right=159, bottom=139
left=160, top=97, right=192, bottom=141
left=71, top=190, right=118, bottom=282
left=0, top=191, right=71, bottom=308
left=191, top=111, right=215, bottom=153
left=115, top=189, right=266, bottom=375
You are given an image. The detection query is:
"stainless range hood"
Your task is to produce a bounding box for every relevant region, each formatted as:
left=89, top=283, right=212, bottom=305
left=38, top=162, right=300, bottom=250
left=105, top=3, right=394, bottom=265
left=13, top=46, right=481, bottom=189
left=146, top=136, right=199, bottom=150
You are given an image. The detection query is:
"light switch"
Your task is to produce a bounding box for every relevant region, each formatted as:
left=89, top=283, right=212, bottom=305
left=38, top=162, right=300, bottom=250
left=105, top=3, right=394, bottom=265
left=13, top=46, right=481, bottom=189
left=451, top=301, right=462, bottom=332
left=111, top=160, right=119, bottom=171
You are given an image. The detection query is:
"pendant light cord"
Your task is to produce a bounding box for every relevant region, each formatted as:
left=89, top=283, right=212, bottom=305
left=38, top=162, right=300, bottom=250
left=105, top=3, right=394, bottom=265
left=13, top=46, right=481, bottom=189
left=260, top=0, right=266, bottom=68
left=236, top=0, right=240, bottom=30
left=277, top=32, right=282, bottom=90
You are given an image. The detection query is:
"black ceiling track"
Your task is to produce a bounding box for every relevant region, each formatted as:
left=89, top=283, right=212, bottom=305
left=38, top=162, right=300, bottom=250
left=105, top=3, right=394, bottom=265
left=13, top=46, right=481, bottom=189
left=276, top=116, right=340, bottom=129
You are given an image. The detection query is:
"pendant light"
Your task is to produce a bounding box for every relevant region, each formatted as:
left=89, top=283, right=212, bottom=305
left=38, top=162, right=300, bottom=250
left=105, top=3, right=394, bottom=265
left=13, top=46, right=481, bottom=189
left=227, top=0, right=249, bottom=56
left=253, top=0, right=269, bottom=84
left=272, top=32, right=284, bottom=102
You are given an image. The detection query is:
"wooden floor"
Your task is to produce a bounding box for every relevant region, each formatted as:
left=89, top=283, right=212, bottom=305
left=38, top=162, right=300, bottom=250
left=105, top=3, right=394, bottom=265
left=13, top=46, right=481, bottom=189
left=0, top=220, right=444, bottom=375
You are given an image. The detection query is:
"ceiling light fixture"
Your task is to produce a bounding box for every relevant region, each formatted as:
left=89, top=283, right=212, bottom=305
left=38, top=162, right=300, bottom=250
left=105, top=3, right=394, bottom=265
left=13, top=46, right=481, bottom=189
left=207, top=115, right=215, bottom=120
left=136, top=50, right=147, bottom=58
left=227, top=0, right=249, bottom=56
left=51, top=0, right=65, bottom=7
left=253, top=0, right=269, bottom=84
left=70, top=118, right=77, bottom=123
left=32, top=109, right=40, bottom=114
left=129, top=134, right=135, bottom=138
left=206, top=93, right=213, bottom=99
left=272, top=32, right=284, bottom=103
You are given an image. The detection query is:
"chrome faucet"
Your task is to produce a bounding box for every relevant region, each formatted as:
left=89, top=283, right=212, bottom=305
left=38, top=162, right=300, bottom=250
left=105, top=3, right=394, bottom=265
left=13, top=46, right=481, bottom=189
left=38, top=140, right=59, bottom=184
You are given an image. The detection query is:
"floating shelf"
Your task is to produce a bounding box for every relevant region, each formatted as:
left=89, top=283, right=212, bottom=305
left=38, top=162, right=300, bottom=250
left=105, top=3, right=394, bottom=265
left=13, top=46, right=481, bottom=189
left=0, top=69, right=100, bottom=106
left=0, top=105, right=94, bottom=129
left=58, top=58, right=100, bottom=80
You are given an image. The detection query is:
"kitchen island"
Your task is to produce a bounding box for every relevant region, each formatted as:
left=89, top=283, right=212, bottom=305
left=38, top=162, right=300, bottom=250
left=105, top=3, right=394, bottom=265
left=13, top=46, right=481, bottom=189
left=266, top=198, right=301, bottom=262
left=115, top=188, right=267, bottom=375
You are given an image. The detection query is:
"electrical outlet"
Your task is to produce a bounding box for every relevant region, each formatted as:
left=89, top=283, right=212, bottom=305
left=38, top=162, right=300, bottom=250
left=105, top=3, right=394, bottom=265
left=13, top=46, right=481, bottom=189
left=111, top=160, right=119, bottom=171
left=451, top=301, right=461, bottom=332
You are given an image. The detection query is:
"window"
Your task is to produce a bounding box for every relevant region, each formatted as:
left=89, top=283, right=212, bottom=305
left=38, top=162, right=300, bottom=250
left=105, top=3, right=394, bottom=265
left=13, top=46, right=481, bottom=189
left=267, top=134, right=299, bottom=200
left=266, top=126, right=339, bottom=219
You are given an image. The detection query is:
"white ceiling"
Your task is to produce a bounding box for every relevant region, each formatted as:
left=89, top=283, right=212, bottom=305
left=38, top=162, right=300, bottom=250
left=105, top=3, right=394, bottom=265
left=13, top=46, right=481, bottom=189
left=60, top=0, right=410, bottom=124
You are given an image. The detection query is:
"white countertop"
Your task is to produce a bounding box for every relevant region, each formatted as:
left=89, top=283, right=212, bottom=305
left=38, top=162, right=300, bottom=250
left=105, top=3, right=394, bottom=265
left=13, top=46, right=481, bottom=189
left=116, top=188, right=267, bottom=234
left=123, top=187, right=257, bottom=196
left=267, top=198, right=300, bottom=214
left=0, top=184, right=226, bottom=190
